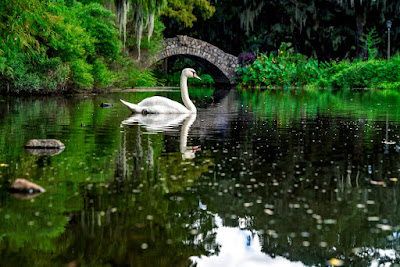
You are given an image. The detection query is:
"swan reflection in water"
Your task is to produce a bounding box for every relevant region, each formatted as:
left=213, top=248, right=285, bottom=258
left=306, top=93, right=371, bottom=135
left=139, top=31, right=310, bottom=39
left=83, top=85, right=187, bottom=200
left=121, top=113, right=199, bottom=159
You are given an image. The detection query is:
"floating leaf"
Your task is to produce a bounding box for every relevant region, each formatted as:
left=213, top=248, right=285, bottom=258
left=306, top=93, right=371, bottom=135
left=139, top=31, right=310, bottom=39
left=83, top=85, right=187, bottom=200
left=328, top=258, right=344, bottom=266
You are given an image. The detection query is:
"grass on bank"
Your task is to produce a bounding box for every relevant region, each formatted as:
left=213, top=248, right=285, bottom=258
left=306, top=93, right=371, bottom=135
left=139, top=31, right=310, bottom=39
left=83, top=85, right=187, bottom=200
left=236, top=42, right=400, bottom=90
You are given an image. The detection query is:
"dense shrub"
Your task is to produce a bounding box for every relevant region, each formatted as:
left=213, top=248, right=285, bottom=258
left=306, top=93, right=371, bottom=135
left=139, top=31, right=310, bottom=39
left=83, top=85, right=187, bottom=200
left=324, top=57, right=400, bottom=89
left=70, top=59, right=94, bottom=89
left=237, top=43, right=321, bottom=88
left=112, top=58, right=158, bottom=88
left=0, top=0, right=159, bottom=93
left=237, top=42, right=400, bottom=90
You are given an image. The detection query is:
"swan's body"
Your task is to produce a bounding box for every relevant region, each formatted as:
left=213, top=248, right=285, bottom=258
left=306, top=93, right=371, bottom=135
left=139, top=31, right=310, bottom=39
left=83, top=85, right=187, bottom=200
left=120, top=68, right=201, bottom=114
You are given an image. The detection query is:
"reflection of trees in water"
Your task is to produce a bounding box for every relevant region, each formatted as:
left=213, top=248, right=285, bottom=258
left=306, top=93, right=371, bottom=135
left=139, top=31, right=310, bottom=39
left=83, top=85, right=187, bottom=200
left=55, top=113, right=217, bottom=265
left=191, top=105, right=400, bottom=265
left=2, top=90, right=400, bottom=265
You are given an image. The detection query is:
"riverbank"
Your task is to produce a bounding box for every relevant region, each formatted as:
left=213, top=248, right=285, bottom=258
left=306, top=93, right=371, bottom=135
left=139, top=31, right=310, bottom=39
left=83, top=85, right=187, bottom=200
left=0, top=1, right=163, bottom=95
left=237, top=43, right=400, bottom=90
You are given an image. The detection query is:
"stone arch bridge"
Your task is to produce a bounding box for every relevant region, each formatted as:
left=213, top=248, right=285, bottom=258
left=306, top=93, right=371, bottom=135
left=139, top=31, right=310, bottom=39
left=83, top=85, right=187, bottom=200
left=151, top=36, right=239, bottom=85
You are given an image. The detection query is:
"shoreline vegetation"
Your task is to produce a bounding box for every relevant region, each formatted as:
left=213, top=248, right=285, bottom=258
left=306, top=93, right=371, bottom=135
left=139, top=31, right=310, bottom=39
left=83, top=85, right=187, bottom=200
left=0, top=0, right=216, bottom=95
left=0, top=0, right=166, bottom=95
left=237, top=42, right=400, bottom=90
left=1, top=1, right=399, bottom=95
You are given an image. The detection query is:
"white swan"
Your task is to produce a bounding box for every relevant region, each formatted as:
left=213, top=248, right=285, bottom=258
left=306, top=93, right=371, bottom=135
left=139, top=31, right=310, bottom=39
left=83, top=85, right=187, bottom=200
left=120, top=68, right=201, bottom=114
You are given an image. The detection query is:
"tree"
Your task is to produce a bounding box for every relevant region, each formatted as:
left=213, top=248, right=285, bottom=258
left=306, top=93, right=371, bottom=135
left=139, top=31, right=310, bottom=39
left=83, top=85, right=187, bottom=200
left=162, top=0, right=215, bottom=28
left=162, top=0, right=400, bottom=60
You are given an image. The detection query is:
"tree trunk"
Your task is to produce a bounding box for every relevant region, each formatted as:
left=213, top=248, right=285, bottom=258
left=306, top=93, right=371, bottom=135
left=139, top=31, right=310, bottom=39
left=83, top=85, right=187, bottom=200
left=355, top=11, right=367, bottom=59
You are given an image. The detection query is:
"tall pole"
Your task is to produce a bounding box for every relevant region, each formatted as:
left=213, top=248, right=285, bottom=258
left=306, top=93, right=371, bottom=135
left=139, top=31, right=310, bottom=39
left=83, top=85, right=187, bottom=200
left=387, top=28, right=391, bottom=60
left=387, top=20, right=392, bottom=60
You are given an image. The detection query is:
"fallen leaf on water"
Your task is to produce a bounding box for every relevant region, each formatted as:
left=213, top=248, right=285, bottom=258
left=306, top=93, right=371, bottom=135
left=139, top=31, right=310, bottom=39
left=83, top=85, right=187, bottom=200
left=370, top=180, right=386, bottom=186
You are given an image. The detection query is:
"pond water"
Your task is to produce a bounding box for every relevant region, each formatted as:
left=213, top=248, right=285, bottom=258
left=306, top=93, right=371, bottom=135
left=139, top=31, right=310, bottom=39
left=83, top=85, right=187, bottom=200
left=1, top=88, right=400, bottom=266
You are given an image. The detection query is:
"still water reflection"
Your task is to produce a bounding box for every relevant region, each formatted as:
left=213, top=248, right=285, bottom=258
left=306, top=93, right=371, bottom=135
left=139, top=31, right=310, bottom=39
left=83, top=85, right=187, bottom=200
left=0, top=89, right=400, bottom=266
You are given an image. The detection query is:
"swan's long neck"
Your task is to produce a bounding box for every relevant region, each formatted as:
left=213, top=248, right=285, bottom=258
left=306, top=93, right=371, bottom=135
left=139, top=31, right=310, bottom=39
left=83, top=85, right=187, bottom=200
left=180, top=114, right=196, bottom=152
left=180, top=74, right=197, bottom=113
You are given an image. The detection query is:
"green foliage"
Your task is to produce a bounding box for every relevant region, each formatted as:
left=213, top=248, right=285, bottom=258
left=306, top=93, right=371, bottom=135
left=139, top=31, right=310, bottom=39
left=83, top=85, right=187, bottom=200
left=0, top=0, right=159, bottom=93
left=326, top=56, right=400, bottom=89
left=237, top=43, right=321, bottom=88
left=113, top=58, right=158, bottom=87
left=162, top=0, right=215, bottom=27
left=360, top=27, right=381, bottom=60
left=134, top=69, right=158, bottom=87
left=71, top=59, right=94, bottom=89
left=238, top=42, right=400, bottom=90
left=91, top=58, right=114, bottom=87
left=78, top=3, right=121, bottom=59
left=4, top=55, right=71, bottom=93
left=163, top=0, right=400, bottom=61
left=138, top=16, right=166, bottom=57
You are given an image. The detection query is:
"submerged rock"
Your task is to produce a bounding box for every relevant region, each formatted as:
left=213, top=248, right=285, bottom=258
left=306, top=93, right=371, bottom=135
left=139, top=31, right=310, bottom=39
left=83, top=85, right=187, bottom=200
left=100, top=103, right=113, bottom=108
left=26, top=148, right=64, bottom=156
left=11, top=192, right=43, bottom=200
left=10, top=178, right=46, bottom=194
left=25, top=139, right=65, bottom=149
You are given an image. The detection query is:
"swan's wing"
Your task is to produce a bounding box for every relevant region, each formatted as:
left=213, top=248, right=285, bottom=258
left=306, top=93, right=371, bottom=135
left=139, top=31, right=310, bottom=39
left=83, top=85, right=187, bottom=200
left=138, top=96, right=189, bottom=113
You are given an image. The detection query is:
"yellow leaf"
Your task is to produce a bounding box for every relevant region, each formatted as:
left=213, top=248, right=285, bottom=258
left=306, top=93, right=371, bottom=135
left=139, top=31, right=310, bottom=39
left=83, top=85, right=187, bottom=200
left=329, top=258, right=344, bottom=266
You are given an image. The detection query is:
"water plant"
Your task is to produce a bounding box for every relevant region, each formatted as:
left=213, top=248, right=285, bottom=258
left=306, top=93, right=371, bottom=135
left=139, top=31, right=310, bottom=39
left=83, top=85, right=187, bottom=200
left=236, top=43, right=321, bottom=88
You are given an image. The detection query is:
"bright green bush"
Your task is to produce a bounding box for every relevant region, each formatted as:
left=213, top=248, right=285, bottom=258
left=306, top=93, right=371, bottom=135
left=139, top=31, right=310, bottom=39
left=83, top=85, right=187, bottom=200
left=0, top=0, right=144, bottom=93
left=77, top=3, right=121, bottom=59
left=237, top=42, right=400, bottom=90
left=4, top=55, right=71, bottom=92
left=318, top=56, right=400, bottom=89
left=91, top=59, right=114, bottom=87
left=237, top=43, right=321, bottom=88
left=112, top=58, right=158, bottom=88
left=71, top=59, right=94, bottom=89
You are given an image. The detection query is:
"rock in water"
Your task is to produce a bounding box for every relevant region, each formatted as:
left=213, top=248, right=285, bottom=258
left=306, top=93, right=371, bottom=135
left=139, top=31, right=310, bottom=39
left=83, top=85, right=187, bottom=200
left=26, top=148, right=64, bottom=156
left=11, top=192, right=42, bottom=200
left=100, top=103, right=113, bottom=108
left=25, top=139, right=65, bottom=149
left=10, top=178, right=46, bottom=194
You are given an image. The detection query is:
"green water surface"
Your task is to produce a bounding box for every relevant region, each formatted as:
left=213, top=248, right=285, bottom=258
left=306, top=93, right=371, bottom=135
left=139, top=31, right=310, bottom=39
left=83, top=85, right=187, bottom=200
left=0, top=88, right=400, bottom=266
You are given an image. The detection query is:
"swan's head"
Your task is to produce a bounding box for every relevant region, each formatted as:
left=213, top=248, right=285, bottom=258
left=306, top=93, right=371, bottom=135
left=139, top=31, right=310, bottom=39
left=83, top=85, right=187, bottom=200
left=182, top=68, right=201, bottom=80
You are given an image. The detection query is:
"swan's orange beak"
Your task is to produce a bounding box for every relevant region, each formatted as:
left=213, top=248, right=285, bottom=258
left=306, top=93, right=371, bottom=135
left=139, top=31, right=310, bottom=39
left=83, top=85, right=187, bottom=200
left=193, top=73, right=201, bottom=80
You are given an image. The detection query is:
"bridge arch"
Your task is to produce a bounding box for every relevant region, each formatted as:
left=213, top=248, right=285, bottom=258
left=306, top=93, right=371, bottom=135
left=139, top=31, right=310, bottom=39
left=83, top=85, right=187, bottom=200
left=152, top=36, right=239, bottom=85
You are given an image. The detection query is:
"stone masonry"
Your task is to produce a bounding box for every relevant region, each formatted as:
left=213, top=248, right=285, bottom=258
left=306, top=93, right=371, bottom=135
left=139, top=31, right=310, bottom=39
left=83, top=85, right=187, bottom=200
left=152, top=35, right=239, bottom=85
